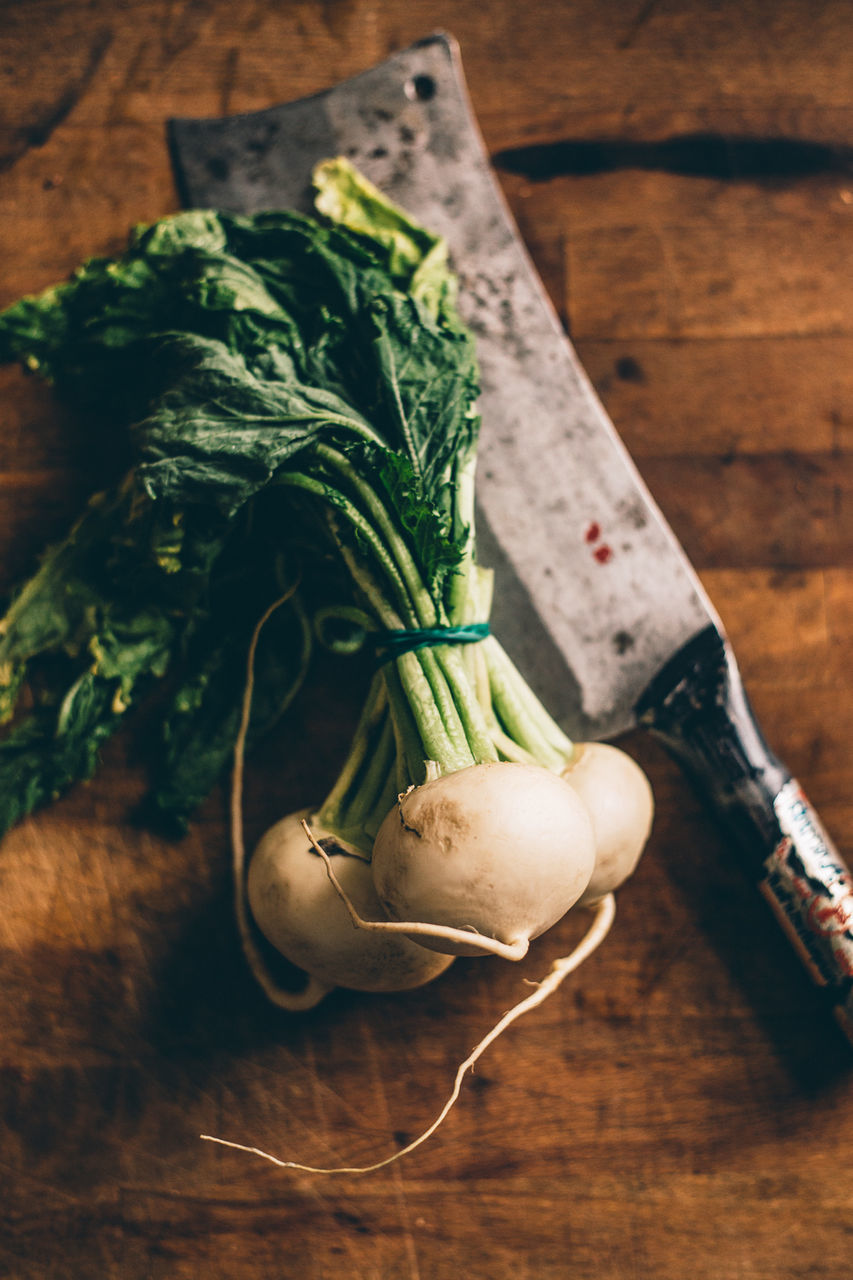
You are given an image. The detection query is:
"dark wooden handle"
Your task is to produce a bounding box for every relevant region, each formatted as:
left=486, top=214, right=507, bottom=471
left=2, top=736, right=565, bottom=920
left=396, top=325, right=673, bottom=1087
left=637, top=625, right=853, bottom=1039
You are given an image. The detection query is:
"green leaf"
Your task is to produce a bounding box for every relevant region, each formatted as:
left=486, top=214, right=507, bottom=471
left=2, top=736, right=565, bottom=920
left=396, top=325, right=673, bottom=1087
left=0, top=160, right=485, bottom=833
left=148, top=589, right=312, bottom=833
left=0, top=682, right=123, bottom=835
left=312, top=156, right=455, bottom=317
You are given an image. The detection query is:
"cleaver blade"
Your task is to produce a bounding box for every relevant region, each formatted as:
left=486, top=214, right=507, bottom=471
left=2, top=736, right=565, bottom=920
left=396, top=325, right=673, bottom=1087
left=169, top=32, right=853, bottom=1037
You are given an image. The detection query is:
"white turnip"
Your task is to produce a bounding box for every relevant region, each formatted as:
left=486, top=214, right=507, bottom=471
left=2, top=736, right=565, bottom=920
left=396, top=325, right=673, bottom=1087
left=248, top=810, right=454, bottom=992
left=562, top=742, right=654, bottom=905
left=369, top=761, right=597, bottom=958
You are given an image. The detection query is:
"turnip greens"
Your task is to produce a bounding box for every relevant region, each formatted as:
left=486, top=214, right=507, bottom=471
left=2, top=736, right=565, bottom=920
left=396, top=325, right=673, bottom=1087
left=0, top=159, right=571, bottom=845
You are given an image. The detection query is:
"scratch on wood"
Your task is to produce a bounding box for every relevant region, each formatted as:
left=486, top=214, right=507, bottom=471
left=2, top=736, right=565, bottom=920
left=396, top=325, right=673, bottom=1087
left=493, top=134, right=853, bottom=185
left=360, top=1011, right=422, bottom=1280
left=157, top=0, right=217, bottom=67
left=219, top=47, right=240, bottom=118
left=618, top=0, right=661, bottom=50
left=0, top=27, right=113, bottom=174
left=637, top=934, right=690, bottom=998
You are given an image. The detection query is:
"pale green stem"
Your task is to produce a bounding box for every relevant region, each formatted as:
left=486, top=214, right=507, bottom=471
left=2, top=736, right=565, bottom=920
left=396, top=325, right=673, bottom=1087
left=484, top=636, right=570, bottom=771
left=280, top=472, right=418, bottom=627
left=317, top=673, right=387, bottom=828
left=314, top=444, right=438, bottom=628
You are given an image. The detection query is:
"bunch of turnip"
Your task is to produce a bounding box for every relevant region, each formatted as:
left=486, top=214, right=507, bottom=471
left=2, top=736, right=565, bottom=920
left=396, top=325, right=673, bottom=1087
left=219, top=596, right=653, bottom=1171
left=223, top=161, right=654, bottom=1169
left=232, top=164, right=655, bottom=1015
left=0, top=146, right=655, bottom=1174
left=242, top=703, right=652, bottom=996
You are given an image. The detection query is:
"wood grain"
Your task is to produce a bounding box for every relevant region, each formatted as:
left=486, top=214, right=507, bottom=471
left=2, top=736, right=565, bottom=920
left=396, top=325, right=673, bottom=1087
left=1, top=3, right=852, bottom=1277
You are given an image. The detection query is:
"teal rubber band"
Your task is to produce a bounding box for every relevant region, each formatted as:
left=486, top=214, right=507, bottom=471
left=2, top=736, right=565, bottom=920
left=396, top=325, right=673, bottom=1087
left=372, top=621, right=490, bottom=664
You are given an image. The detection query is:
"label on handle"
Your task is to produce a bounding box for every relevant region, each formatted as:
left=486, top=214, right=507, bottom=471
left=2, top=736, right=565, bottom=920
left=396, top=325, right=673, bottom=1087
left=760, top=780, right=853, bottom=1035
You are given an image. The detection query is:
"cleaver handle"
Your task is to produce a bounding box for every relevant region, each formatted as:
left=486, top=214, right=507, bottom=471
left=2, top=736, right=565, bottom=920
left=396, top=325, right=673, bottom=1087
left=638, top=625, right=853, bottom=1038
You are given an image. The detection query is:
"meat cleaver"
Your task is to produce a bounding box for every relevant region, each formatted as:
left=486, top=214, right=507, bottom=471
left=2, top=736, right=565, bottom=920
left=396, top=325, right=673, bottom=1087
left=169, top=32, right=853, bottom=1036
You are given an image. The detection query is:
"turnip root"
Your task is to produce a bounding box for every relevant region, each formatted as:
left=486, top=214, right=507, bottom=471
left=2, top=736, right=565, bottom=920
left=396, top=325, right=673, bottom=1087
left=369, top=761, right=597, bottom=958
left=248, top=811, right=454, bottom=992
left=562, top=742, right=654, bottom=905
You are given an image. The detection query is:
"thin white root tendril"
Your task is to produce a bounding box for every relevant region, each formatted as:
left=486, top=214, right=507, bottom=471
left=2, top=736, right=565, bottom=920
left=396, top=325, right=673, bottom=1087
left=200, top=892, right=616, bottom=1173
left=231, top=591, right=330, bottom=1012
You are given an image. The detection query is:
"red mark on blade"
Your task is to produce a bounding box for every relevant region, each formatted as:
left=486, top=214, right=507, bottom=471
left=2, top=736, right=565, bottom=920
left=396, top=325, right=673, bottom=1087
left=594, top=545, right=613, bottom=564
left=585, top=522, right=600, bottom=543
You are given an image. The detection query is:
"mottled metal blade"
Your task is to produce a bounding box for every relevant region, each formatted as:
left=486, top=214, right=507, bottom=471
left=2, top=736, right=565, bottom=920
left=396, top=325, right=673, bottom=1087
left=169, top=32, right=717, bottom=741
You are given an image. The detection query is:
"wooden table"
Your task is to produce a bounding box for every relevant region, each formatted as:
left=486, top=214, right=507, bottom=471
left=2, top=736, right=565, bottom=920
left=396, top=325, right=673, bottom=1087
left=2, top=3, right=852, bottom=1276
